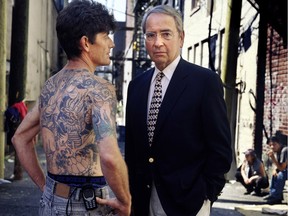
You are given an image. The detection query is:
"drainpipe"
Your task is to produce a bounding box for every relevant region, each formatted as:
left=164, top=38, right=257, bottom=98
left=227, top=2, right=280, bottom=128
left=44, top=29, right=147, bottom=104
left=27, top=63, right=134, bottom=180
left=0, top=0, right=7, bottom=179
left=254, top=5, right=267, bottom=160
left=221, top=0, right=242, bottom=179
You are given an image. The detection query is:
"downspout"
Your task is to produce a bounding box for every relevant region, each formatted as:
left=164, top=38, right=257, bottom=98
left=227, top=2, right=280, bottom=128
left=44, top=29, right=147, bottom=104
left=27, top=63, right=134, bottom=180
left=254, top=5, right=267, bottom=160
left=221, top=0, right=242, bottom=179
left=0, top=0, right=7, bottom=179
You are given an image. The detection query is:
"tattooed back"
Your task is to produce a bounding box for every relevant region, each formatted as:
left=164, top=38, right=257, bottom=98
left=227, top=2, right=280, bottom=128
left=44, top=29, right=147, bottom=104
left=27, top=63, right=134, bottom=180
left=39, top=68, right=117, bottom=176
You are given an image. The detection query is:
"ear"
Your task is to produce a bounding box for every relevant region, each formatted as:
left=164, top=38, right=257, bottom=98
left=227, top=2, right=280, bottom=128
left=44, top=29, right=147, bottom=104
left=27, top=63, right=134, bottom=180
left=179, top=30, right=185, bottom=48
left=79, top=36, right=90, bottom=52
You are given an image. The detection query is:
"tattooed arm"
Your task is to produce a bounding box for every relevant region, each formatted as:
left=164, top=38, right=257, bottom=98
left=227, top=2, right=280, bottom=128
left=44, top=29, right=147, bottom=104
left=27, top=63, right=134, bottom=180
left=12, top=102, right=45, bottom=191
left=92, top=83, right=131, bottom=216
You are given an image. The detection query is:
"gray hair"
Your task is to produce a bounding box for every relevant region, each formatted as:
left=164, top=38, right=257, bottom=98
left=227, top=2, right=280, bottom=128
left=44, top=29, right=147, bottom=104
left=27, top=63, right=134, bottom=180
left=141, top=5, right=183, bottom=33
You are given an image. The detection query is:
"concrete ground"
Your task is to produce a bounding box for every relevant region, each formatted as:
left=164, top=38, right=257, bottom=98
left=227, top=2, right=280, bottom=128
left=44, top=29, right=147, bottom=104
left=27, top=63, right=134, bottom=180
left=212, top=180, right=288, bottom=216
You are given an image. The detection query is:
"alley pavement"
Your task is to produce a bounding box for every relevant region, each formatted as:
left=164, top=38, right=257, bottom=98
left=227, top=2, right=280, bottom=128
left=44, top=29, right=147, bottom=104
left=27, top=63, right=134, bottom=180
left=0, top=143, right=287, bottom=216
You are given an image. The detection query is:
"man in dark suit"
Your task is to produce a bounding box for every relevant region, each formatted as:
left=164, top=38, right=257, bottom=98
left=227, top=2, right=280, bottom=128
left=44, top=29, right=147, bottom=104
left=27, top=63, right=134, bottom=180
left=125, top=5, right=232, bottom=216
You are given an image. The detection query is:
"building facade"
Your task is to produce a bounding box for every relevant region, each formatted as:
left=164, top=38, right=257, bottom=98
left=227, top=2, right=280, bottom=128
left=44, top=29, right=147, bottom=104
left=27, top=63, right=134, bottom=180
left=182, top=0, right=287, bottom=175
left=6, top=0, right=60, bottom=104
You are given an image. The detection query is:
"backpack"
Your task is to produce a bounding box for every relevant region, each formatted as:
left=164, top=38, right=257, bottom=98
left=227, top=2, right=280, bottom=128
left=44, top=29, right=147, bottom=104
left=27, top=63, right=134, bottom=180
left=4, top=107, right=21, bottom=132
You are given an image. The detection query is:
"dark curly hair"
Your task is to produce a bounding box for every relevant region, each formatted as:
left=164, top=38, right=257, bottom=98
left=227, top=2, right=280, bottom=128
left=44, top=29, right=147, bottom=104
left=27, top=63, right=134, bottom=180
left=56, top=0, right=116, bottom=59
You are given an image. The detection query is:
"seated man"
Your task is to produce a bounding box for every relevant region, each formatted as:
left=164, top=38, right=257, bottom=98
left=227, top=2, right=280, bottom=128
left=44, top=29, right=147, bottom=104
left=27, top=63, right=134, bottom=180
left=235, top=149, right=269, bottom=196
left=265, top=136, right=288, bottom=204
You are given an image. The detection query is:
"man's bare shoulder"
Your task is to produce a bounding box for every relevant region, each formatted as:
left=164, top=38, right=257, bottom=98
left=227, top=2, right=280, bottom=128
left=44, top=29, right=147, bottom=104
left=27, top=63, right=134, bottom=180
left=91, top=75, right=116, bottom=100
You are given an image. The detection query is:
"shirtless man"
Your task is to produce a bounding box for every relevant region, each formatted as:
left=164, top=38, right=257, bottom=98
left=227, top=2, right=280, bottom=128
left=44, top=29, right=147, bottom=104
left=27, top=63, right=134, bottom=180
left=12, top=1, right=131, bottom=215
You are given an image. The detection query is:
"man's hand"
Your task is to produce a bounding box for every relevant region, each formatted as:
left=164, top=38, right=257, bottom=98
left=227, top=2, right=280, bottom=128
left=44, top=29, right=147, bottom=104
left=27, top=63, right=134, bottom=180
left=272, top=169, right=278, bottom=177
left=267, top=149, right=275, bottom=159
left=96, top=197, right=131, bottom=216
left=244, top=178, right=250, bottom=184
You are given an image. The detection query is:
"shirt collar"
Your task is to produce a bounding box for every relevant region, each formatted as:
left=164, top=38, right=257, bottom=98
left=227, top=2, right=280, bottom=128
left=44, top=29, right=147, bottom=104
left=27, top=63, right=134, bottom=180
left=151, top=56, right=181, bottom=82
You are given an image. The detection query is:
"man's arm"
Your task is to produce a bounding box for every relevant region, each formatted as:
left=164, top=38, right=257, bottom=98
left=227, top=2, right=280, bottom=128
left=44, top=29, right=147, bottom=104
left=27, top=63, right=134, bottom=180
left=91, top=84, right=131, bottom=216
left=202, top=72, right=232, bottom=201
left=258, top=161, right=268, bottom=177
left=97, top=136, right=131, bottom=215
left=240, top=162, right=250, bottom=184
left=267, top=149, right=287, bottom=172
left=12, top=103, right=44, bottom=191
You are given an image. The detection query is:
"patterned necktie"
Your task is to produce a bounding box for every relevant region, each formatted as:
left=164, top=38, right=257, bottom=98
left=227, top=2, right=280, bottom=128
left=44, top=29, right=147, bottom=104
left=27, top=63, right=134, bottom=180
left=147, top=72, right=165, bottom=146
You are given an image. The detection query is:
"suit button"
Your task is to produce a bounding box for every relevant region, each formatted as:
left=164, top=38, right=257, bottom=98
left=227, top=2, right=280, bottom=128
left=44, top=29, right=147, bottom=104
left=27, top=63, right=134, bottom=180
left=149, top=158, right=154, bottom=163
left=147, top=185, right=150, bottom=188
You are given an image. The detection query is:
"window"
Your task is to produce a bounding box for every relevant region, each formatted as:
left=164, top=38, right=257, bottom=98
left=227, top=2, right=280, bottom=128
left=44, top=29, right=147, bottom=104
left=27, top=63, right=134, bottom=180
left=188, top=47, right=193, bottom=62
left=194, top=43, right=200, bottom=65
left=201, top=40, right=209, bottom=68
left=218, top=29, right=225, bottom=75
left=207, top=0, right=216, bottom=16
left=191, top=0, right=200, bottom=10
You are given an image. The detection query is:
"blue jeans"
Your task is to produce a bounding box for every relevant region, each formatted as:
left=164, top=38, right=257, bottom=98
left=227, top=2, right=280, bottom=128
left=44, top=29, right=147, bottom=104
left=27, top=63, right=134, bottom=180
left=39, top=176, right=116, bottom=216
left=270, top=169, right=287, bottom=200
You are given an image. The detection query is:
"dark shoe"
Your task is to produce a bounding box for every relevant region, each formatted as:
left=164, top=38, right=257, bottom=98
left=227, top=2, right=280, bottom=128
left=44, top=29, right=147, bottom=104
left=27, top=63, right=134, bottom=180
left=266, top=198, right=282, bottom=205
left=244, top=190, right=252, bottom=195
left=251, top=191, right=262, bottom=196
left=263, top=195, right=272, bottom=200
left=260, top=191, right=269, bottom=197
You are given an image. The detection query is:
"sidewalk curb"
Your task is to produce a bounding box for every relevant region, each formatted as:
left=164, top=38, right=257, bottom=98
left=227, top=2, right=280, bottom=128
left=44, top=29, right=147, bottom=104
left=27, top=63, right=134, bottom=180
left=235, top=204, right=288, bottom=215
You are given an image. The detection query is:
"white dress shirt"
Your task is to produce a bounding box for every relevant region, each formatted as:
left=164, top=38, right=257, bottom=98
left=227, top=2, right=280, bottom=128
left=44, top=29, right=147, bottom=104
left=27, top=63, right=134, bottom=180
left=147, top=56, right=181, bottom=113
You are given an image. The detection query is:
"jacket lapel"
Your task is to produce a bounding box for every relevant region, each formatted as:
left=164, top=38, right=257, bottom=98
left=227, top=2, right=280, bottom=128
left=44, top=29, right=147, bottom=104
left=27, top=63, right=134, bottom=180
left=138, top=69, right=154, bottom=139
left=153, top=59, right=189, bottom=139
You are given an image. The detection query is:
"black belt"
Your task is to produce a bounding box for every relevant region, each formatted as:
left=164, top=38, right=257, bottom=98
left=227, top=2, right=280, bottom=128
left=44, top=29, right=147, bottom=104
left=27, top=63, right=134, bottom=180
left=48, top=172, right=106, bottom=186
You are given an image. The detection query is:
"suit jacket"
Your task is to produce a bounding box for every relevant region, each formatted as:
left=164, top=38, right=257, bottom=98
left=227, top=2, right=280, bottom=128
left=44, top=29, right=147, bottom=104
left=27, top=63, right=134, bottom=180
left=125, top=58, right=232, bottom=216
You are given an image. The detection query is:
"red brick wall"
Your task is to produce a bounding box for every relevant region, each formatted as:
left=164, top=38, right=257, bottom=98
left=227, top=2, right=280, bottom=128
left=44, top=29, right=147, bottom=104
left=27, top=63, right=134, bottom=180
left=263, top=25, right=288, bottom=139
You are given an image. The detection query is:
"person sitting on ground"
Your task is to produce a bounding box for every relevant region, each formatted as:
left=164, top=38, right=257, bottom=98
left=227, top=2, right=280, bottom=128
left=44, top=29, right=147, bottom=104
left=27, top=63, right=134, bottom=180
left=235, top=149, right=269, bottom=196
left=265, top=136, right=288, bottom=204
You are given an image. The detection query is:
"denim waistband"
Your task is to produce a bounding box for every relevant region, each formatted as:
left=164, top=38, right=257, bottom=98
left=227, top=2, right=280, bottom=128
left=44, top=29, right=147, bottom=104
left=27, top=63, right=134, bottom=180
left=44, top=175, right=113, bottom=215
left=47, top=172, right=107, bottom=187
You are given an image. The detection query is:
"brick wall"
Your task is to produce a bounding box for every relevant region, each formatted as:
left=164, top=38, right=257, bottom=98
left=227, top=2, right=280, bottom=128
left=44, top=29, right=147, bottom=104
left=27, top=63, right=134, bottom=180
left=263, top=25, right=288, bottom=140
